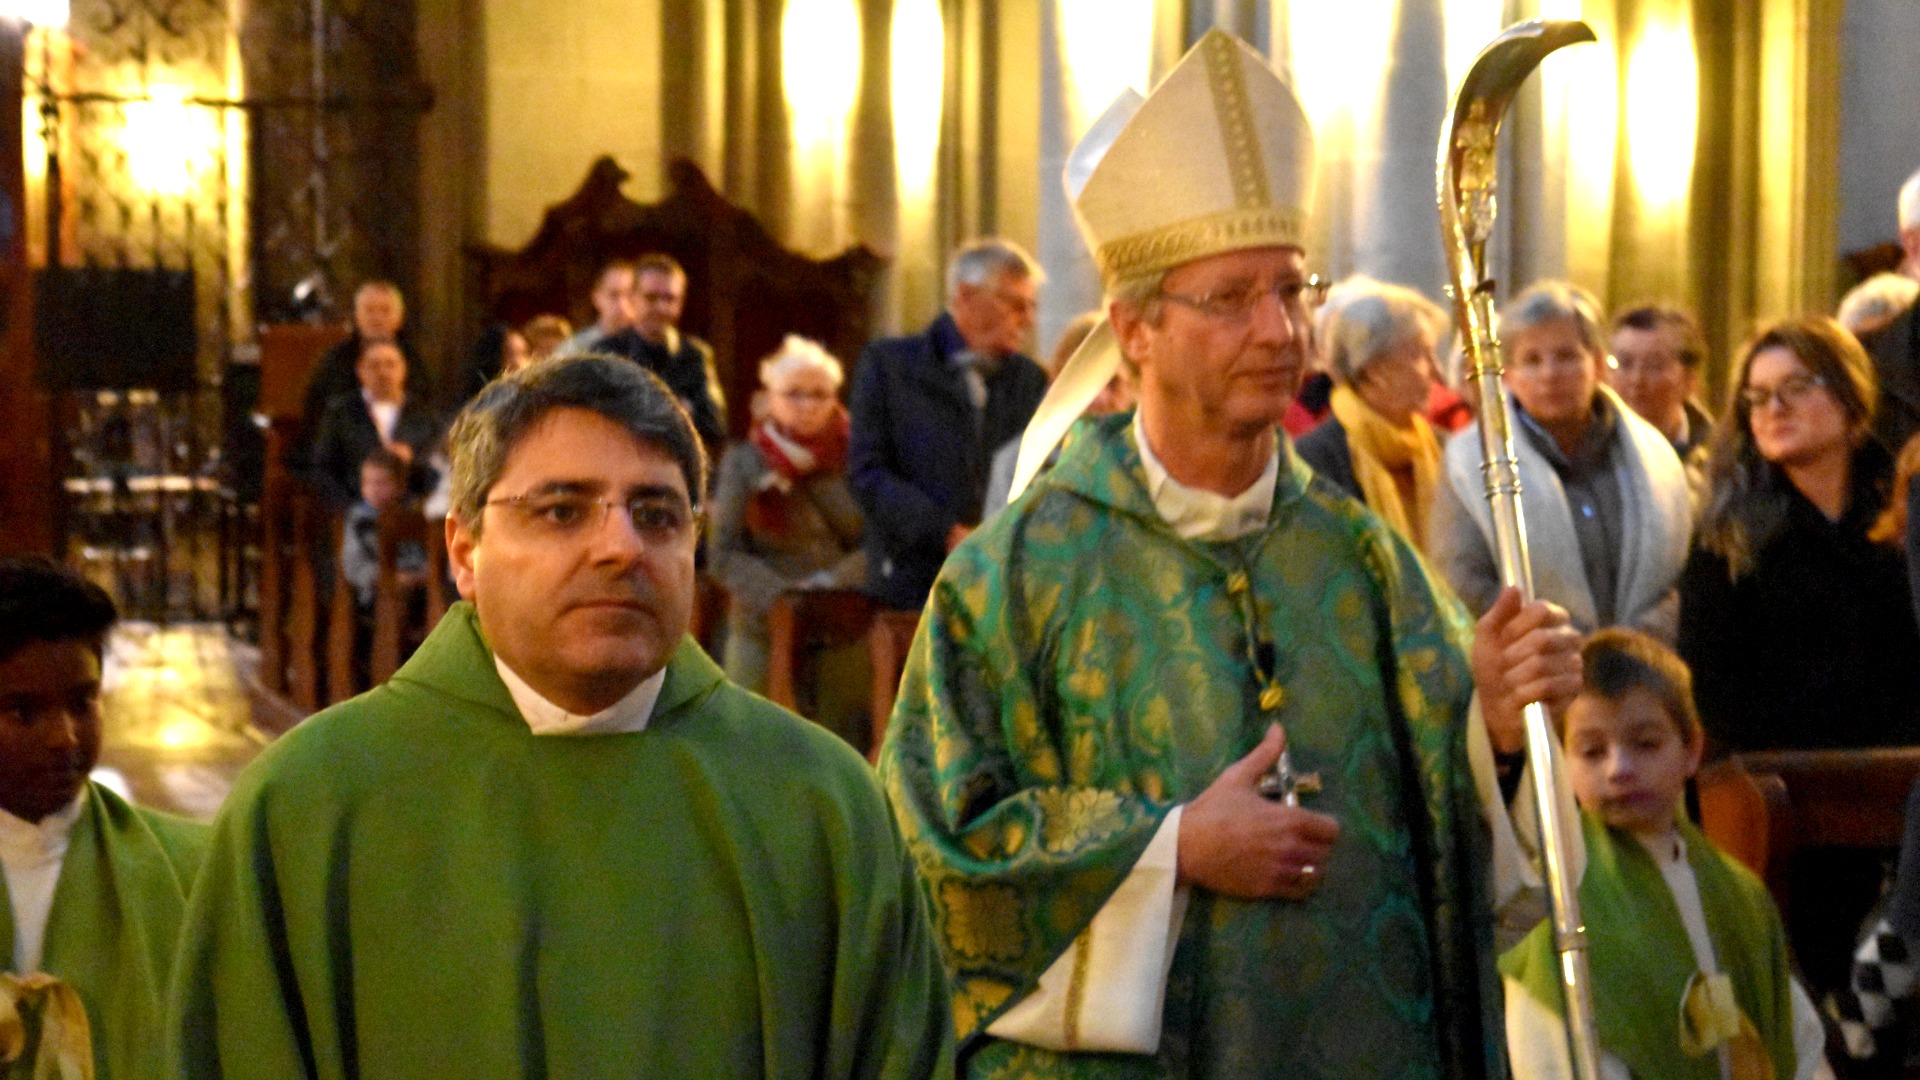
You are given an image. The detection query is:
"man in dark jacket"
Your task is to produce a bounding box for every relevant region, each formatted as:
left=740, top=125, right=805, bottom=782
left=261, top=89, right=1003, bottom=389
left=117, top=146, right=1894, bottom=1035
left=1861, top=167, right=1920, bottom=454
left=847, top=238, right=1049, bottom=611
left=309, top=340, right=443, bottom=513
left=598, top=254, right=727, bottom=450
left=296, top=281, right=428, bottom=457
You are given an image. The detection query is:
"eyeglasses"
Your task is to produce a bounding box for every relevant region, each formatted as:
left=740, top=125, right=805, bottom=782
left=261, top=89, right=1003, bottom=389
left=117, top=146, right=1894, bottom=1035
left=484, top=490, right=699, bottom=542
left=1158, top=273, right=1330, bottom=322
left=1606, top=352, right=1683, bottom=377
left=1738, top=373, right=1826, bottom=412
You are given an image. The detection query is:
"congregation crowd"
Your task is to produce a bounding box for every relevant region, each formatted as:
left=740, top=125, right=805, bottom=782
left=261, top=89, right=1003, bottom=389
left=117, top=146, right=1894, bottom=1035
left=6, top=27, right=1920, bottom=1080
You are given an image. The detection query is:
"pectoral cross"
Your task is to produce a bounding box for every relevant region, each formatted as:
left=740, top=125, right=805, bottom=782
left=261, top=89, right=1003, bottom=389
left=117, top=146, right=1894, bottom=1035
left=1257, top=749, right=1322, bottom=806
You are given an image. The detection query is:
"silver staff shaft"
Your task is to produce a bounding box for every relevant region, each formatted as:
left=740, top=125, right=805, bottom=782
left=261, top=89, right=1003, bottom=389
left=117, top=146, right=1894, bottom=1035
left=1438, top=19, right=1603, bottom=1080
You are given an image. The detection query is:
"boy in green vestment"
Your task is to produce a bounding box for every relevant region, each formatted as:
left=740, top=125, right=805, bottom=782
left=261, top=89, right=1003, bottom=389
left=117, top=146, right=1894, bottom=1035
left=1501, top=630, right=1830, bottom=1080
left=0, top=557, right=209, bottom=1080
left=171, top=357, right=953, bottom=1079
left=879, top=30, right=1586, bottom=1080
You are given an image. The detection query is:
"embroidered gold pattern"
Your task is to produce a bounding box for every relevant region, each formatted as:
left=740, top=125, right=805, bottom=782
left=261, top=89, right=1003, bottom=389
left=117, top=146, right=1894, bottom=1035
left=1203, top=33, right=1269, bottom=210
left=1094, top=207, right=1308, bottom=283
left=1062, top=933, right=1093, bottom=1050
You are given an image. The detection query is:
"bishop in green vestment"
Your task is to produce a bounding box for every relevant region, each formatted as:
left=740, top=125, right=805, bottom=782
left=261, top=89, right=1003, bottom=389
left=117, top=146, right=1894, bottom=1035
left=0, top=556, right=210, bottom=1080
left=879, top=30, right=1583, bottom=1080
left=171, top=356, right=953, bottom=1079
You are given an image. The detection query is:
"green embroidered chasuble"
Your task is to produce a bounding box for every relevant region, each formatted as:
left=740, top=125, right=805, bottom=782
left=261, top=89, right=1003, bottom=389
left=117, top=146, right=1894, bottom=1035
left=0, top=782, right=209, bottom=1080
left=1502, top=814, right=1796, bottom=1080
left=879, top=415, right=1502, bottom=1079
left=170, top=603, right=954, bottom=1079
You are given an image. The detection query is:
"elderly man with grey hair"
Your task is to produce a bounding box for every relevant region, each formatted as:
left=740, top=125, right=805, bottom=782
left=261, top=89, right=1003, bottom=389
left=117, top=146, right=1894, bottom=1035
left=848, top=237, right=1049, bottom=610
left=1857, top=167, right=1920, bottom=453
left=1431, top=280, right=1692, bottom=641
left=171, top=354, right=955, bottom=1078
left=1294, top=277, right=1450, bottom=552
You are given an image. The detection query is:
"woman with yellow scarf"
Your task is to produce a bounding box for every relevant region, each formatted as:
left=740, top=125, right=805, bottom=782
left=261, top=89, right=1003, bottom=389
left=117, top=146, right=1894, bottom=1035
left=1295, top=278, right=1449, bottom=553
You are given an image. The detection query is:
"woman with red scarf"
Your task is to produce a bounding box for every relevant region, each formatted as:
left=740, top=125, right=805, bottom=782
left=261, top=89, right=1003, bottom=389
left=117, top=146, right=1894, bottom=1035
left=709, top=336, right=867, bottom=715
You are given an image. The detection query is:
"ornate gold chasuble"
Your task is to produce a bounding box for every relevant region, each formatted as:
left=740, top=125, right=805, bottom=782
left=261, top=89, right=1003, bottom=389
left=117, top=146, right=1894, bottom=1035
left=880, top=414, right=1503, bottom=1079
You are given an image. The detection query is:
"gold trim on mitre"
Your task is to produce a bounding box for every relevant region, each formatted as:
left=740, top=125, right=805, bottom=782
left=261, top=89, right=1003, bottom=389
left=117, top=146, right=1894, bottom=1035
left=1094, top=206, right=1309, bottom=284
left=1067, top=29, right=1314, bottom=287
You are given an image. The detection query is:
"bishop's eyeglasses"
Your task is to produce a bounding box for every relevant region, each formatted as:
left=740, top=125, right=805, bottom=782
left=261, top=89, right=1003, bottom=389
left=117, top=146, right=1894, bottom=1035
left=1157, top=273, right=1331, bottom=322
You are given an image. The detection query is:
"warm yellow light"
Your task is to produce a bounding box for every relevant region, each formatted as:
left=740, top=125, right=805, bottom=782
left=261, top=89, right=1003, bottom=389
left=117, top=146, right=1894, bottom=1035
left=1287, top=0, right=1394, bottom=133
left=1057, top=0, right=1152, bottom=130
left=155, top=719, right=203, bottom=750
left=890, top=0, right=944, bottom=199
left=1625, top=18, right=1698, bottom=210
left=781, top=0, right=863, bottom=153
left=124, top=84, right=209, bottom=195
left=1443, top=0, right=1505, bottom=102
left=2, top=0, right=67, bottom=27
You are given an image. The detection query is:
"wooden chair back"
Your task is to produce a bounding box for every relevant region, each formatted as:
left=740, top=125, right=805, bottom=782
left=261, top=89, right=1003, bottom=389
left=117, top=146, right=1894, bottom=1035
left=425, top=517, right=452, bottom=626
left=471, top=158, right=884, bottom=442
left=866, top=610, right=921, bottom=763
left=765, top=587, right=874, bottom=714
left=368, top=505, right=431, bottom=685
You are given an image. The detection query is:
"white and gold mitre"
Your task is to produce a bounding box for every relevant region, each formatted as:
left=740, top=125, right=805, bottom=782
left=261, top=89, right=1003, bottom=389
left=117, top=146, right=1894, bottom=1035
left=1009, top=31, right=1316, bottom=503
left=1069, top=29, right=1316, bottom=286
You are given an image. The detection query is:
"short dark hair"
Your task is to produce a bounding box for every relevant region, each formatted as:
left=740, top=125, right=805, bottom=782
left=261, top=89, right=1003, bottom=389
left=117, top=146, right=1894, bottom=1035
left=361, top=446, right=409, bottom=482
left=446, top=354, right=709, bottom=535
left=1612, top=305, right=1707, bottom=371
left=0, top=556, right=118, bottom=662
left=1578, top=628, right=1701, bottom=742
left=633, top=253, right=685, bottom=281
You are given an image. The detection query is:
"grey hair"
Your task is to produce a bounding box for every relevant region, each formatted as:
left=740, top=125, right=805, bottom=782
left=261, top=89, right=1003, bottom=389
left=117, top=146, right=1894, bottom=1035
left=1837, top=272, right=1920, bottom=335
left=1496, top=281, right=1607, bottom=359
left=1102, top=268, right=1170, bottom=374
left=946, top=238, right=1044, bottom=300
left=447, top=353, right=709, bottom=535
left=1317, top=277, right=1447, bottom=385
left=758, top=334, right=844, bottom=389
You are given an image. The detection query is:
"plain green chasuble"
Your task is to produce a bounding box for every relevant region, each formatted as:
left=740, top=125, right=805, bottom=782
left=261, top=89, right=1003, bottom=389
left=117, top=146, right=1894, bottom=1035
left=169, top=604, right=953, bottom=1079
left=879, top=414, right=1502, bottom=1080
left=1, top=782, right=209, bottom=1080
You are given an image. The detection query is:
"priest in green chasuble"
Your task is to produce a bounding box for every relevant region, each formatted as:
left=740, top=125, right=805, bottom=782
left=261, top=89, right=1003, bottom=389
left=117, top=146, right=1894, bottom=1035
left=171, top=357, right=953, bottom=1078
left=0, top=558, right=209, bottom=1080
left=878, top=31, right=1585, bottom=1080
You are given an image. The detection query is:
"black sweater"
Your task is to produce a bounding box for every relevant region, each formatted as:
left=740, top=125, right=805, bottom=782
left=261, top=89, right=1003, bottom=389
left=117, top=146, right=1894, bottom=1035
left=1678, top=447, right=1920, bottom=750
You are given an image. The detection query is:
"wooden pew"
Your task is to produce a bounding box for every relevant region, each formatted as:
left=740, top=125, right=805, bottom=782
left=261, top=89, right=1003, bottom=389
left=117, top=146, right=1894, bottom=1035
left=866, top=610, right=921, bottom=763
left=254, top=324, right=348, bottom=707
left=1698, top=747, right=1920, bottom=917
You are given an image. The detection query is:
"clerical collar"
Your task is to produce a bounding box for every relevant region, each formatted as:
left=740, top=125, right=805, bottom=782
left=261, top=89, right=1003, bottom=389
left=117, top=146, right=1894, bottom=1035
left=1133, top=410, right=1278, bottom=541
left=1631, top=826, right=1686, bottom=865
left=0, top=795, right=82, bottom=863
left=493, top=656, right=665, bottom=736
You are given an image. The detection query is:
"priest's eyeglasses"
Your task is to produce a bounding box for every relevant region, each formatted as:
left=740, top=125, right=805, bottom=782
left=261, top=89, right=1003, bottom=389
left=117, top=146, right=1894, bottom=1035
left=1158, top=273, right=1330, bottom=322
left=484, top=488, right=698, bottom=542
left=1738, top=373, right=1826, bottom=413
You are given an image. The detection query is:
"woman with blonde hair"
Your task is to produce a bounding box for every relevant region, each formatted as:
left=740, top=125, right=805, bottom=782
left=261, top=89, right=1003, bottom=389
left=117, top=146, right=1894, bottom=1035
left=708, top=336, right=867, bottom=736
left=1296, top=277, right=1449, bottom=551
left=1678, top=315, right=1920, bottom=751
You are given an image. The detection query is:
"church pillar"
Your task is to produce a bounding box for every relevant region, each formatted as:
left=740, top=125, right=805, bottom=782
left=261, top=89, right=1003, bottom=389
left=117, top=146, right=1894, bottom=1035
left=0, top=17, right=53, bottom=555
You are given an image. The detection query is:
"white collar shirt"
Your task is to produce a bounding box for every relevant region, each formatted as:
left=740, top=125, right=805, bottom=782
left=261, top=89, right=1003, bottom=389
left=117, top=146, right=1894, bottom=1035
left=0, top=795, right=83, bottom=973
left=493, top=655, right=665, bottom=736
left=1132, top=411, right=1279, bottom=542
